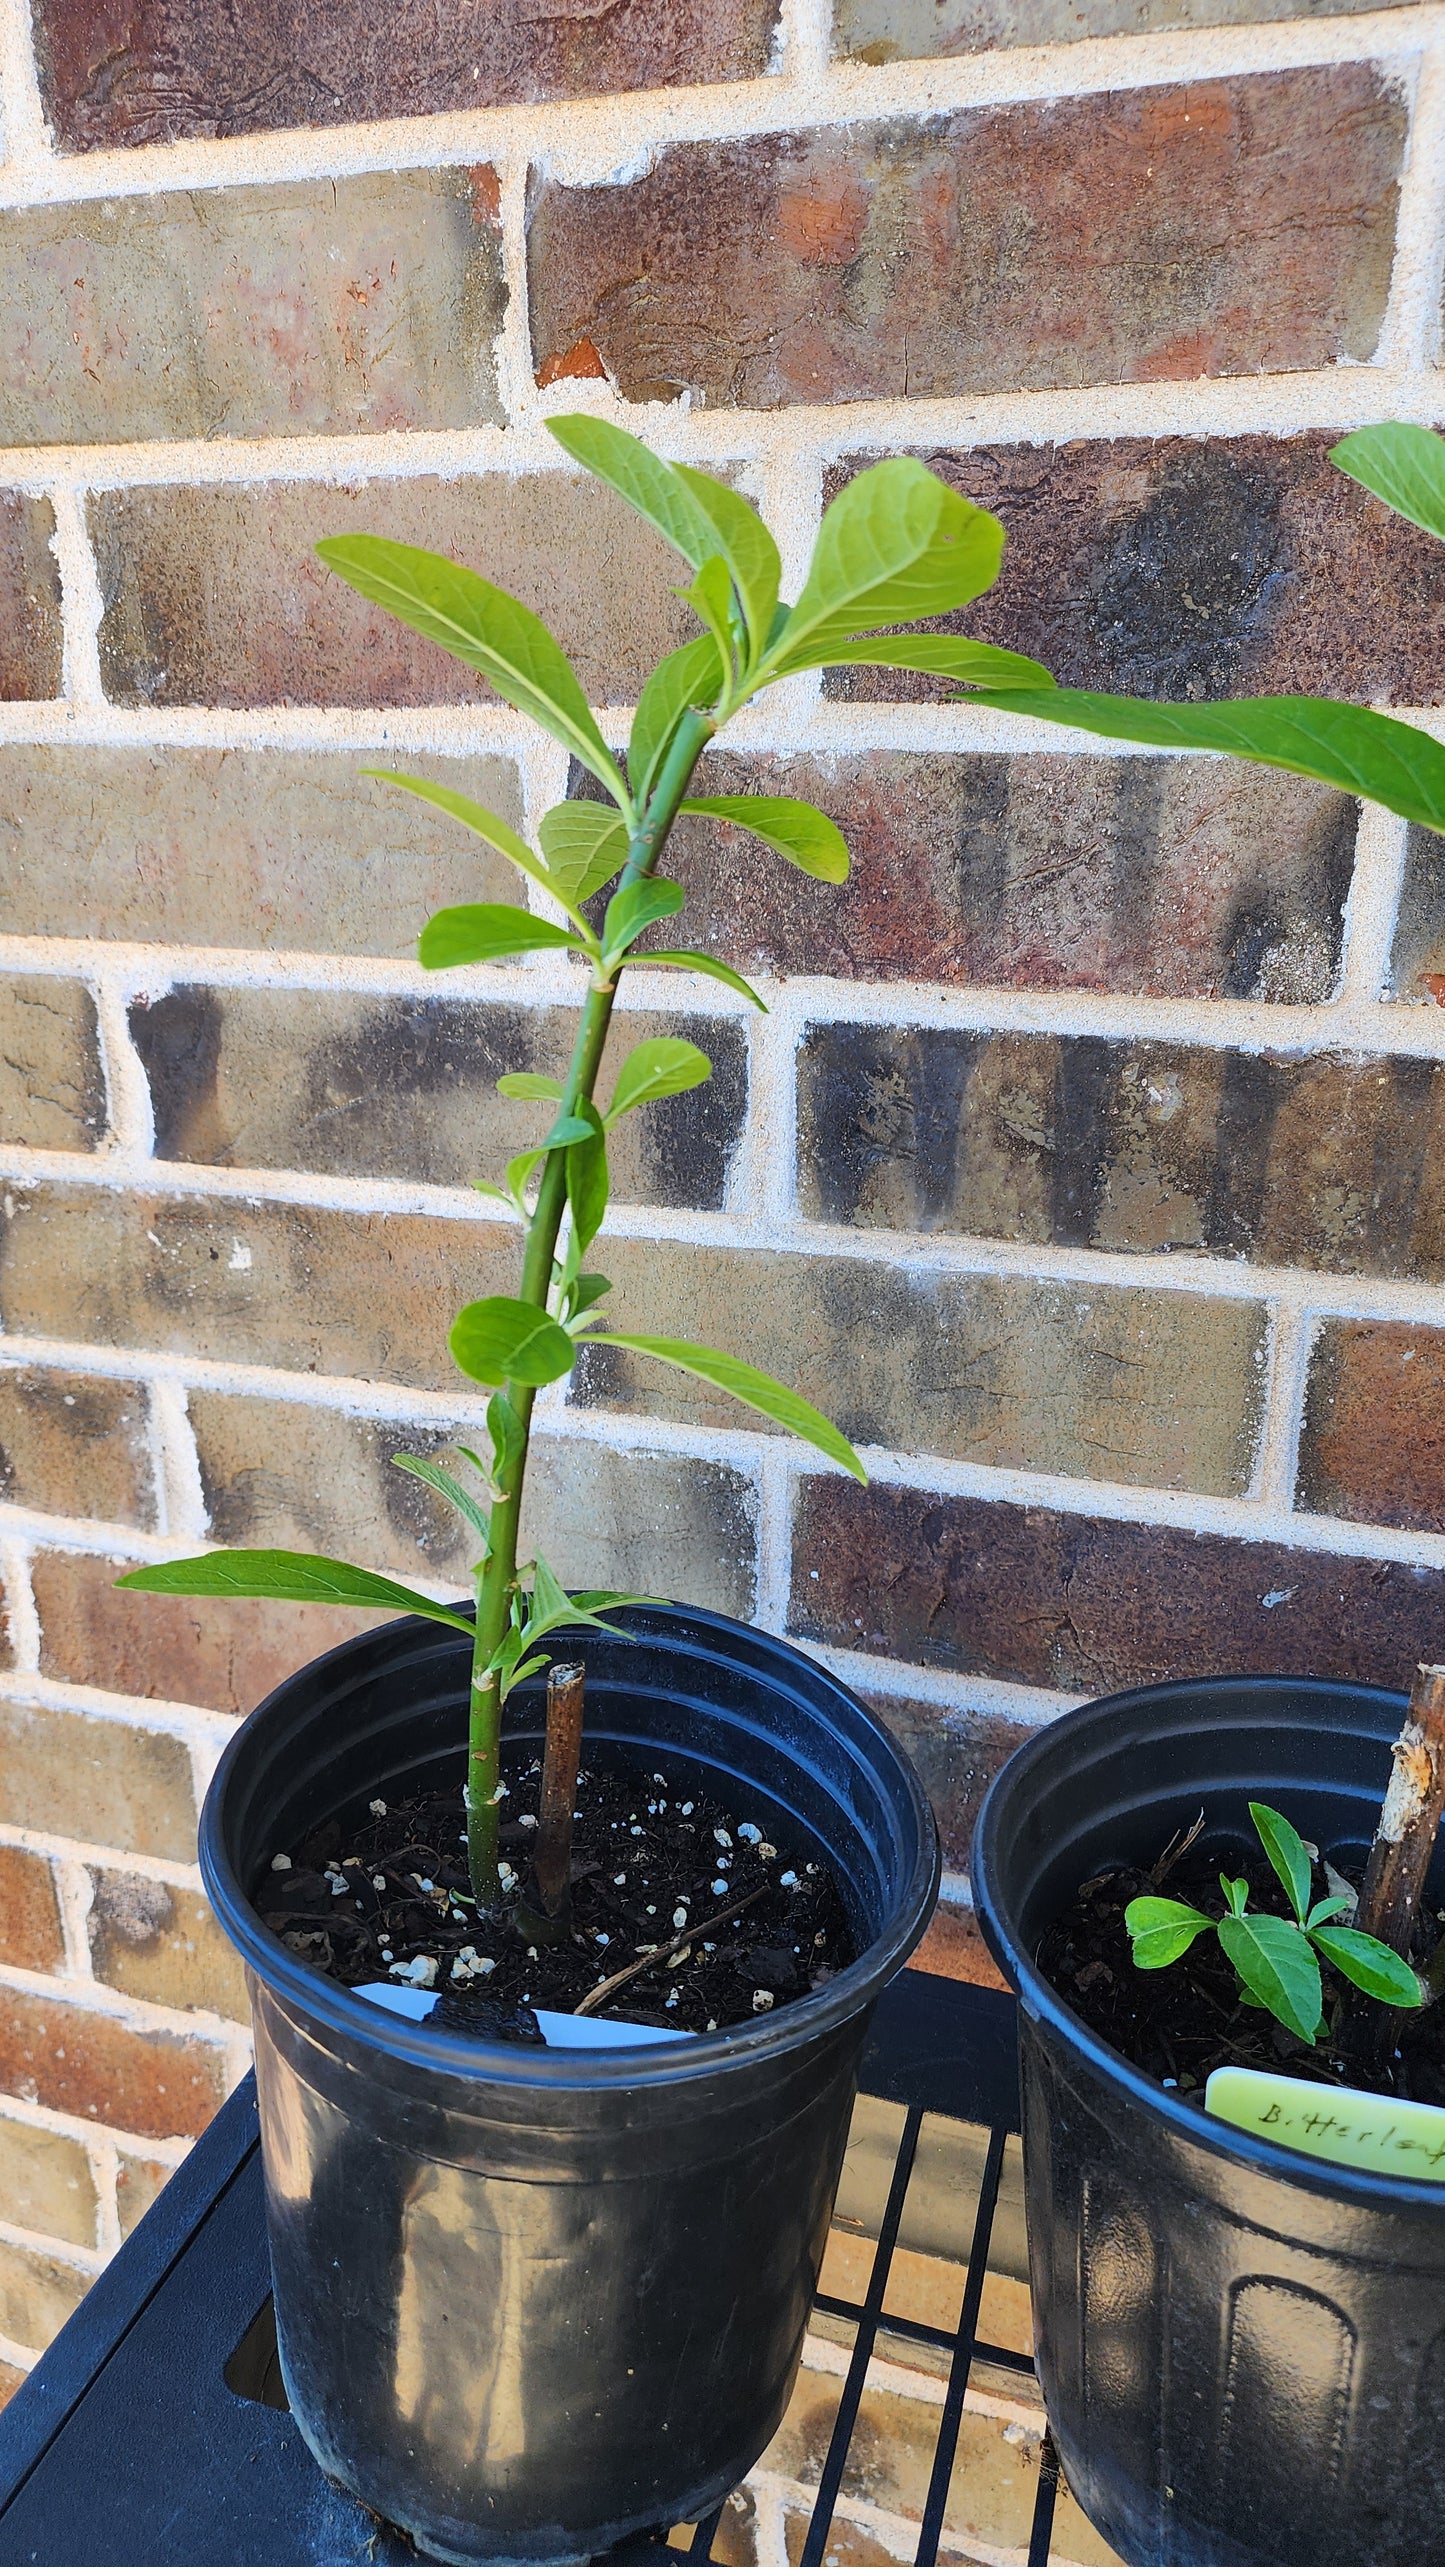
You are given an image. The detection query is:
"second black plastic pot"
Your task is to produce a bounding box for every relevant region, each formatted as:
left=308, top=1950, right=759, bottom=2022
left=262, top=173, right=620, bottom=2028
left=200, top=1601, right=938, bottom=2567
left=973, top=1674, right=1445, bottom=2567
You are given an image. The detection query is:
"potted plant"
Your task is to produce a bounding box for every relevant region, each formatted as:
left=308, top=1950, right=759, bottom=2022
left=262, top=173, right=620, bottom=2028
left=112, top=421, right=1068, bottom=2566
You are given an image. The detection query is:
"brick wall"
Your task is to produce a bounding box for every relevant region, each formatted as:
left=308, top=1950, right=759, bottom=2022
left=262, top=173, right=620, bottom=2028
left=0, top=0, right=1443, bottom=2390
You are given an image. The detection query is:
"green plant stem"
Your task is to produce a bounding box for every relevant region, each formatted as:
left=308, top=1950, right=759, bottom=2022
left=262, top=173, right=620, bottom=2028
left=465, top=707, right=716, bottom=1906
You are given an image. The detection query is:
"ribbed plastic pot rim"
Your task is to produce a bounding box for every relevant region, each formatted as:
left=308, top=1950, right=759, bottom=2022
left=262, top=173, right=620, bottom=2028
left=974, top=1674, right=1445, bottom=2219
left=200, top=1620, right=940, bottom=2098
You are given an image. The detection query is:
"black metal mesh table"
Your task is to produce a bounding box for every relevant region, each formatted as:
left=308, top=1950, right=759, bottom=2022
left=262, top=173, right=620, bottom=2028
left=0, top=1972, right=1067, bottom=2566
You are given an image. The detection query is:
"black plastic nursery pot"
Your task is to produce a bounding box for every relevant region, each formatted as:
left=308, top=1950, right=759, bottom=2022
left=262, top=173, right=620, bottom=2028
left=973, top=1673, right=1445, bottom=2567
left=199, top=1600, right=939, bottom=2567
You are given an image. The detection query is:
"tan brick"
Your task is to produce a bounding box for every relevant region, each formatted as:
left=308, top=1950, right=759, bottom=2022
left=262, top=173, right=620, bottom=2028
left=0, top=2357, right=27, bottom=2407
left=187, top=1395, right=758, bottom=1618
left=0, top=1846, right=65, bottom=1975
left=35, top=0, right=779, bottom=150
left=529, top=72, right=1403, bottom=406
left=32, top=1551, right=390, bottom=1718
left=0, top=170, right=503, bottom=448
left=575, top=1243, right=1266, bottom=1496
left=836, top=0, right=1415, bottom=55
left=1297, top=1320, right=1445, bottom=1535
left=1389, top=827, right=1445, bottom=1004
left=0, top=2236, right=90, bottom=2354
left=0, top=495, right=62, bottom=702
left=129, top=987, right=747, bottom=1208
left=0, top=1696, right=197, bottom=1862
left=0, top=978, right=106, bottom=1152
left=798, top=1030, right=1445, bottom=1283
left=87, top=1869, right=248, bottom=2021
left=661, top=748, right=1354, bottom=996
left=115, top=2148, right=174, bottom=2237
left=91, top=475, right=696, bottom=710
left=792, top=1480, right=1445, bottom=1691
left=0, top=1185, right=515, bottom=1393
left=0, top=1366, right=153, bottom=1527
left=0, top=1985, right=225, bottom=2139
left=764, top=2363, right=1048, bottom=2550
left=0, top=747, right=525, bottom=955
left=0, top=2114, right=99, bottom=2248
left=832, top=432, right=1444, bottom=709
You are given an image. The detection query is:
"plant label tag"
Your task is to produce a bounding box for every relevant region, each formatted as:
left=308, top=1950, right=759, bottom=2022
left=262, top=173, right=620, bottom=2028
left=1205, top=2064, right=1445, bottom=2181
left=353, top=1980, right=693, bottom=2046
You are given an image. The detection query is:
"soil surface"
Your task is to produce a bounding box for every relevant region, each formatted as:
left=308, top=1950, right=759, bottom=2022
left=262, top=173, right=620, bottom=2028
left=256, top=1747, right=855, bottom=2040
left=1038, top=1835, right=1445, bottom=2107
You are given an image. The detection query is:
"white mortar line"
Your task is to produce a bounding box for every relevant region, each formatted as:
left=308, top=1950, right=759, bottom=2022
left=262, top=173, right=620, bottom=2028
left=146, top=1378, right=209, bottom=1542
left=791, top=1637, right=1080, bottom=1725
left=0, top=1819, right=204, bottom=1891
left=89, top=2137, right=123, bottom=2257
left=0, top=8, right=1442, bottom=213
left=729, top=993, right=798, bottom=1223
left=51, top=1856, right=95, bottom=1983
left=0, top=2332, right=36, bottom=2373
left=88, top=977, right=155, bottom=1159
left=7, top=366, right=1445, bottom=500
left=743, top=2474, right=792, bottom=2567
left=1337, top=803, right=1412, bottom=1002
left=45, top=487, right=105, bottom=706
left=0, top=2216, right=105, bottom=2278
left=0, top=1955, right=238, bottom=2050
left=778, top=0, right=835, bottom=83
left=1253, top=1305, right=1318, bottom=1509
left=0, top=1535, right=39, bottom=1671
left=0, top=1668, right=241, bottom=1756
left=0, top=2085, right=190, bottom=2169
left=1378, top=45, right=1445, bottom=367
left=752, top=1441, right=794, bottom=1634
left=0, top=0, right=46, bottom=171
left=491, top=153, right=539, bottom=426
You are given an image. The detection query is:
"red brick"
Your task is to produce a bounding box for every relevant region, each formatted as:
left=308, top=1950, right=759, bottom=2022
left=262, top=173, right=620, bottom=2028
left=33, top=1551, right=391, bottom=1718
left=0, top=1847, right=65, bottom=1975
left=1297, top=1320, right=1445, bottom=1535
left=0, top=496, right=62, bottom=701
left=829, top=432, right=1444, bottom=708
left=0, top=1986, right=225, bottom=2139
left=0, top=2359, right=27, bottom=2407
left=907, top=1906, right=1008, bottom=1993
left=1389, top=827, right=1445, bottom=1003
left=664, top=749, right=1354, bottom=993
left=792, top=1478, right=1445, bottom=1693
left=90, top=473, right=697, bottom=710
left=35, top=0, right=778, bottom=151
left=529, top=72, right=1403, bottom=406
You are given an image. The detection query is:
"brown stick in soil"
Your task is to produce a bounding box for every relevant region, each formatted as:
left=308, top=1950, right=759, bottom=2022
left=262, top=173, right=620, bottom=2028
left=574, top=1884, right=768, bottom=2018
left=528, top=1659, right=586, bottom=1937
left=1354, top=1663, right=1445, bottom=1957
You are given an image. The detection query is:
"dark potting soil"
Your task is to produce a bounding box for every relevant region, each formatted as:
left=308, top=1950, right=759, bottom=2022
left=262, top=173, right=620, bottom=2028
left=1037, top=1838, right=1445, bottom=2108
left=255, top=1747, right=855, bottom=2040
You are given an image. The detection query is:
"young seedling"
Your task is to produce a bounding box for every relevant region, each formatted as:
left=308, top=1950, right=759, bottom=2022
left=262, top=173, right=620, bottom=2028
left=114, top=418, right=1054, bottom=1915
left=1126, top=1801, right=1424, bottom=2045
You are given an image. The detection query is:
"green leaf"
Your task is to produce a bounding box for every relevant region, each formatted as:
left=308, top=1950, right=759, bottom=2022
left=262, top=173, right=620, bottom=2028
left=813, top=636, right=1054, bottom=688
left=1124, top=1895, right=1215, bottom=1970
left=1221, top=1874, right=1250, bottom=1917
left=497, top=1072, right=564, bottom=1103
left=418, top=904, right=584, bottom=970
left=583, top=1334, right=866, bottom=1481
left=568, top=1271, right=612, bottom=1318
left=361, top=771, right=535, bottom=870
left=450, top=1297, right=577, bottom=1389
left=1311, top=1925, right=1425, bottom=2008
left=602, top=874, right=686, bottom=964
left=642, top=950, right=768, bottom=1009
left=487, top=1393, right=525, bottom=1490
left=1304, top=1894, right=1354, bottom=1931
left=1249, top=1802, right=1313, bottom=1926
left=672, top=462, right=781, bottom=661
left=538, top=801, right=630, bottom=905
left=606, top=1036, right=712, bottom=1122
left=505, top=1146, right=546, bottom=1201
left=315, top=536, right=627, bottom=806
left=1217, top=1913, right=1322, bottom=2042
left=566, top=1099, right=609, bottom=1255
left=683, top=554, right=737, bottom=687
left=629, top=638, right=723, bottom=806
left=389, top=1452, right=493, bottom=1551
left=772, top=460, right=1006, bottom=671
left=544, top=417, right=719, bottom=571
left=680, top=793, right=850, bottom=884
left=541, top=1112, right=594, bottom=1148
left=114, top=1549, right=475, bottom=1634
left=966, top=689, right=1445, bottom=840
left=1331, top=424, right=1445, bottom=545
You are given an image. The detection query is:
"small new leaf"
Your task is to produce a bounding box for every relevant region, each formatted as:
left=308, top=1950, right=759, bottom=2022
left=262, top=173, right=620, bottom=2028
left=640, top=950, right=767, bottom=1009
left=605, top=1036, right=711, bottom=1122
left=389, top=1452, right=493, bottom=1551
left=486, top=1394, right=525, bottom=1493
left=601, top=875, right=686, bottom=965
left=565, top=1100, right=609, bottom=1256
left=1124, top=1896, right=1214, bottom=1970
left=419, top=904, right=583, bottom=970
left=629, top=638, right=723, bottom=805
left=115, top=1550, right=475, bottom=1635
left=538, top=801, right=630, bottom=905
left=772, top=460, right=1005, bottom=670
left=1217, top=1913, right=1323, bottom=2044
left=450, top=1297, right=577, bottom=1389
left=1310, top=1925, right=1425, bottom=2009
left=1249, top=1801, right=1313, bottom=1926
left=680, top=795, right=849, bottom=884
left=497, top=1073, right=564, bottom=1103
